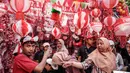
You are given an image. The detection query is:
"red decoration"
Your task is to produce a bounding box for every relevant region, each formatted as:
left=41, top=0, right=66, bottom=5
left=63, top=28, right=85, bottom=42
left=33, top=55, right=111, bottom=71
left=52, top=27, right=61, bottom=39
left=90, top=8, right=101, bottom=18
left=104, top=16, right=116, bottom=30
left=10, top=0, right=31, bottom=20
left=12, top=20, right=33, bottom=37
left=102, top=0, right=119, bottom=9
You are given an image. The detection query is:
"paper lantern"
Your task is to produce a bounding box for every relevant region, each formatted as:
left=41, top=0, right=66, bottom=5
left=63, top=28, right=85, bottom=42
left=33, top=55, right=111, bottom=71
left=91, top=22, right=102, bottom=34
left=52, top=27, right=61, bottom=39
left=114, top=17, right=130, bottom=36
left=12, top=20, right=33, bottom=37
left=102, top=0, right=119, bottom=9
left=74, top=11, right=90, bottom=29
left=0, top=3, right=7, bottom=17
left=10, top=0, right=31, bottom=19
left=90, top=8, right=101, bottom=18
left=114, top=23, right=130, bottom=36
left=104, top=16, right=116, bottom=30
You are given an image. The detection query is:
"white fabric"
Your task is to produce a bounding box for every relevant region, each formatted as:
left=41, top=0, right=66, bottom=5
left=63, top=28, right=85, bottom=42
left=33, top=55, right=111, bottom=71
left=23, top=36, right=38, bottom=43
left=127, top=40, right=130, bottom=44
left=46, top=58, right=58, bottom=70
left=43, top=42, right=50, bottom=47
left=109, top=40, right=114, bottom=45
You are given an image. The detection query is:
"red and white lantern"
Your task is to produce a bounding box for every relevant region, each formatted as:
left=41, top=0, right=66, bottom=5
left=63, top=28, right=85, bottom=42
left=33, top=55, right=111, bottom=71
left=114, top=23, right=130, bottom=36
left=12, top=20, right=33, bottom=37
left=91, top=22, right=102, bottom=34
left=102, top=0, right=119, bottom=9
left=74, top=11, right=90, bottom=29
left=114, top=17, right=130, bottom=36
left=90, top=8, right=101, bottom=18
left=52, top=27, right=61, bottom=39
left=10, top=0, right=31, bottom=19
left=104, top=16, right=116, bottom=30
left=0, top=3, right=7, bottom=17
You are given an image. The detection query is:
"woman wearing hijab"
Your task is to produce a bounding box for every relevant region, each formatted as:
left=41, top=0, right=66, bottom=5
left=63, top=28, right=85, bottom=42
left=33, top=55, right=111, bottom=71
left=52, top=52, right=85, bottom=73
left=63, top=37, right=116, bottom=73
left=56, top=39, right=69, bottom=54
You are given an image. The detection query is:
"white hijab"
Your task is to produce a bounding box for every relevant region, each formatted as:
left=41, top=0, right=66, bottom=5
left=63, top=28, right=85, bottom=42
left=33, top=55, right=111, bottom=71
left=56, top=39, right=69, bottom=54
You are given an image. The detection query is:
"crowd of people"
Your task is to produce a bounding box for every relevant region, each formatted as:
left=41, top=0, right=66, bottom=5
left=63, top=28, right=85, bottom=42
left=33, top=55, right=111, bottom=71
left=11, top=33, right=130, bottom=73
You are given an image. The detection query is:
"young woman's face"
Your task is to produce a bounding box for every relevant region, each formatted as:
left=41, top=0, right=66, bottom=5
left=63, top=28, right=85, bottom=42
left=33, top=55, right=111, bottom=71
left=22, top=42, right=36, bottom=56
left=57, top=41, right=62, bottom=49
left=44, top=45, right=49, bottom=51
left=97, top=39, right=107, bottom=52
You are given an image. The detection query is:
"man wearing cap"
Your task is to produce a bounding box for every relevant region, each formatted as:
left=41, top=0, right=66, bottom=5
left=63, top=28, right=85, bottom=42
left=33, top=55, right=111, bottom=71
left=34, top=42, right=50, bottom=63
left=13, top=35, right=52, bottom=73
left=42, top=58, right=58, bottom=73
left=78, top=32, right=96, bottom=73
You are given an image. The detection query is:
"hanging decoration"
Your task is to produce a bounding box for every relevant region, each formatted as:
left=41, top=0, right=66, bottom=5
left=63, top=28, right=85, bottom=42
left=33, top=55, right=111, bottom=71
left=12, top=20, right=33, bottom=37
left=10, top=0, right=31, bottom=20
left=104, top=16, right=116, bottom=30
left=52, top=27, right=61, bottom=39
left=91, top=22, right=102, bottom=35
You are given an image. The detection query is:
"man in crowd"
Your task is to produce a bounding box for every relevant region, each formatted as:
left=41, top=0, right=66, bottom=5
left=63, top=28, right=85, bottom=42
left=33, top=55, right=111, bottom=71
left=34, top=42, right=50, bottom=63
left=78, top=32, right=96, bottom=73
left=42, top=58, right=58, bottom=73
left=13, top=35, right=52, bottom=73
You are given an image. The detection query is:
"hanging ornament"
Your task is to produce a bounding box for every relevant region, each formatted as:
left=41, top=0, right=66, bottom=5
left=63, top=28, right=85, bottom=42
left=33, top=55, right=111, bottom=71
left=10, top=0, right=31, bottom=20
left=12, top=20, right=33, bottom=37
left=104, top=16, right=116, bottom=30
left=114, top=17, right=130, bottom=36
left=52, top=27, right=61, bottom=39
left=102, top=0, right=119, bottom=9
left=74, top=11, right=90, bottom=29
left=90, top=8, right=101, bottom=18
left=91, top=22, right=102, bottom=35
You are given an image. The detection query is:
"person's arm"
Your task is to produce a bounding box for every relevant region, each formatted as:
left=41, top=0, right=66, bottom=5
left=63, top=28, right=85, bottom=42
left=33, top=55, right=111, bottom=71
left=117, top=53, right=124, bottom=70
left=63, top=59, right=92, bottom=69
left=34, top=48, right=52, bottom=73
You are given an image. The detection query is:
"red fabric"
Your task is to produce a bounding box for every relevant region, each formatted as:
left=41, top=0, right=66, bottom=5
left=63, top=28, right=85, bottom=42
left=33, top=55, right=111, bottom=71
left=13, top=54, right=38, bottom=73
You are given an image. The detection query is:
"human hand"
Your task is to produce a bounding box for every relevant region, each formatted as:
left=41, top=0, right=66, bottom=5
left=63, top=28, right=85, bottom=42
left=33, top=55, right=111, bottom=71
left=44, top=47, right=52, bottom=57
left=62, top=61, right=73, bottom=68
